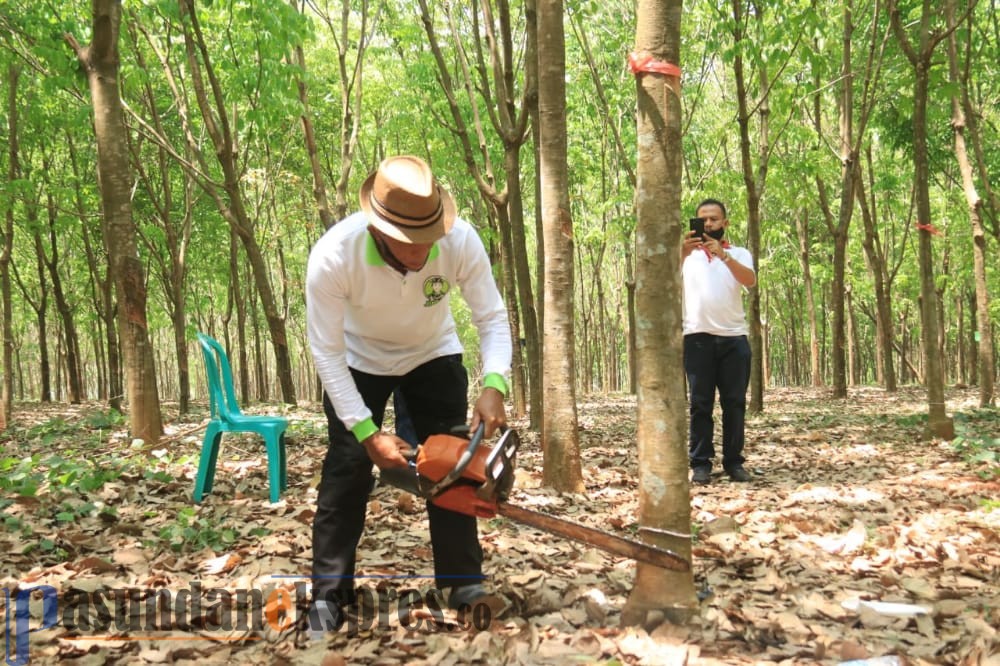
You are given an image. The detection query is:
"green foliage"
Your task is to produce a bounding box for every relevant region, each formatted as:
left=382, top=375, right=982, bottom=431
left=157, top=506, right=239, bottom=553
left=0, top=0, right=998, bottom=404
left=951, top=410, right=1000, bottom=479
left=894, top=412, right=928, bottom=428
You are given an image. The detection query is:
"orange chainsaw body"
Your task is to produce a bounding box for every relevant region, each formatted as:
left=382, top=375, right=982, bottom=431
left=392, top=428, right=519, bottom=519
left=415, top=433, right=497, bottom=517
left=415, top=434, right=490, bottom=484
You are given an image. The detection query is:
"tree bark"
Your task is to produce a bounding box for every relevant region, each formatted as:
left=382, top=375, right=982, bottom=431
left=303, top=0, right=374, bottom=227
left=417, top=0, right=540, bottom=425
left=537, top=0, right=583, bottom=492
left=731, top=0, right=767, bottom=413
left=1, top=64, right=18, bottom=428
left=888, top=0, right=955, bottom=438
left=170, top=0, right=296, bottom=405
left=855, top=151, right=898, bottom=391
left=41, top=161, right=85, bottom=404
left=69, top=132, right=122, bottom=409
left=125, top=23, right=196, bottom=416
left=945, top=0, right=995, bottom=406
left=623, top=0, right=697, bottom=627
left=66, top=0, right=163, bottom=442
left=794, top=211, right=822, bottom=387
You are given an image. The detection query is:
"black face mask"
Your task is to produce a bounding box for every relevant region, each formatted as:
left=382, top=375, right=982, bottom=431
left=705, top=226, right=726, bottom=241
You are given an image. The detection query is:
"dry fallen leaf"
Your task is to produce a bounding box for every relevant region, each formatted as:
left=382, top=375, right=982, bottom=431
left=6, top=389, right=998, bottom=665
left=202, top=552, right=242, bottom=575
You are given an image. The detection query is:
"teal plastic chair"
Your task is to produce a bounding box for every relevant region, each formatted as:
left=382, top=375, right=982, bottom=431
left=193, top=332, right=288, bottom=503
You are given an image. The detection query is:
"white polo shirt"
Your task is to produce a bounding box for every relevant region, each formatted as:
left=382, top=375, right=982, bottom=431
left=306, top=212, right=511, bottom=435
left=682, top=246, right=754, bottom=337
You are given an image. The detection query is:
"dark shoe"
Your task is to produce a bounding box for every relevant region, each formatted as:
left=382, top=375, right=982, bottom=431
left=691, top=467, right=712, bottom=485
left=448, top=584, right=508, bottom=624
left=448, top=584, right=487, bottom=610
left=726, top=466, right=752, bottom=482
left=305, top=600, right=343, bottom=641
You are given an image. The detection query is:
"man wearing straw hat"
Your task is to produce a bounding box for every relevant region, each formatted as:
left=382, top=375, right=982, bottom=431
left=305, top=155, right=512, bottom=635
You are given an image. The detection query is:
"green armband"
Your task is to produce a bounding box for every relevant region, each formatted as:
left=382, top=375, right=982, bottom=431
left=351, top=418, right=378, bottom=443
left=483, top=373, right=509, bottom=398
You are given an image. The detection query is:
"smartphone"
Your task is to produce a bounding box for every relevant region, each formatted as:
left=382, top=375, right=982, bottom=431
left=689, top=217, right=705, bottom=238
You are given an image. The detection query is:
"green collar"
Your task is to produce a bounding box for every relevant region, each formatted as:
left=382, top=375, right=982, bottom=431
left=365, top=232, right=439, bottom=266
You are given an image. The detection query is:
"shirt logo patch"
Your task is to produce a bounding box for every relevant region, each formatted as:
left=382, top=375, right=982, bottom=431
left=423, top=276, right=450, bottom=307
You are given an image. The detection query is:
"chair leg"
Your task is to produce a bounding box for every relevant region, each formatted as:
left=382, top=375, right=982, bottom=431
left=194, top=423, right=224, bottom=502
left=279, top=433, right=288, bottom=491
left=266, top=433, right=284, bottom=503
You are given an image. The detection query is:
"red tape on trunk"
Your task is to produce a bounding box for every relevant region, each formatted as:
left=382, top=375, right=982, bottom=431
left=629, top=52, right=682, bottom=78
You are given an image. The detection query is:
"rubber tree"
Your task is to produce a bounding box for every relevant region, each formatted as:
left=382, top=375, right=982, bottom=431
left=537, top=0, right=583, bottom=491
left=65, top=0, right=163, bottom=443
left=887, top=0, right=958, bottom=438
left=622, top=0, right=698, bottom=626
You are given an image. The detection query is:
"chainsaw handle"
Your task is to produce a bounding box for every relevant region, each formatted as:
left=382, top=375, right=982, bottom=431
left=425, top=422, right=486, bottom=498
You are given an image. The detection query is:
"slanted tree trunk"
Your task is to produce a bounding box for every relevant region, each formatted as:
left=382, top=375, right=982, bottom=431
left=794, top=211, right=822, bottom=387
left=125, top=23, right=195, bottom=416
left=303, top=0, right=375, bottom=226
left=855, top=151, right=898, bottom=391
left=66, top=0, right=163, bottom=442
left=623, top=0, right=697, bottom=627
left=130, top=0, right=296, bottom=405
left=417, top=0, right=540, bottom=425
left=945, top=0, right=995, bottom=406
left=731, top=0, right=768, bottom=414
left=11, top=231, right=53, bottom=402
left=537, top=0, right=583, bottom=492
left=1, top=64, right=19, bottom=428
left=229, top=228, right=251, bottom=405
left=293, top=38, right=334, bottom=230
left=69, top=132, right=122, bottom=409
left=40, top=156, right=85, bottom=404
left=888, top=0, right=955, bottom=438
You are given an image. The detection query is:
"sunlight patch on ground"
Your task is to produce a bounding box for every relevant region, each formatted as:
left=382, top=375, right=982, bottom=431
left=785, top=484, right=885, bottom=505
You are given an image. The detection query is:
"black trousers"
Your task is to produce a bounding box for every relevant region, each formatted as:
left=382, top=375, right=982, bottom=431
left=684, top=333, right=751, bottom=471
left=311, top=354, right=483, bottom=606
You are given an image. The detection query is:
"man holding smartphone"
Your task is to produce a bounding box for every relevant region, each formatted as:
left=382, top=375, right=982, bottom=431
left=681, top=198, right=757, bottom=484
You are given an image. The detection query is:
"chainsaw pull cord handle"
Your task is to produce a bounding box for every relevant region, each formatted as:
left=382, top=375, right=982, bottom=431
left=424, top=421, right=487, bottom=498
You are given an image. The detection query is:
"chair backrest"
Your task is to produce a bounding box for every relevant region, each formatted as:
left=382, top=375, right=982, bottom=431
left=197, top=332, right=244, bottom=421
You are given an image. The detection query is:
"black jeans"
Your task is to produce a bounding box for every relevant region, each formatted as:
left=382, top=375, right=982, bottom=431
left=311, top=354, right=483, bottom=606
left=683, top=333, right=751, bottom=471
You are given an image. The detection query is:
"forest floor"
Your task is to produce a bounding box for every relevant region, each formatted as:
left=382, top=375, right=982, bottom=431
left=1, top=386, right=998, bottom=665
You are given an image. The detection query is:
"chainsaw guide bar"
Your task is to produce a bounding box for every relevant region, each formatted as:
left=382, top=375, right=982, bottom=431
left=379, top=425, right=690, bottom=571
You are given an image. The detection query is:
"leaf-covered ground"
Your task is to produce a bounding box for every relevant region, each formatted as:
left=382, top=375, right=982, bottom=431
left=1, top=387, right=998, bottom=665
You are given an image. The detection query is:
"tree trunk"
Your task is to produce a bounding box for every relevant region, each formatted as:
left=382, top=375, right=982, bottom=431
left=537, top=0, right=583, bottom=492
left=38, top=195, right=84, bottom=404
left=66, top=0, right=163, bottom=442
left=29, top=232, right=53, bottom=402
left=623, top=0, right=697, bottom=627
left=417, top=0, right=540, bottom=425
left=795, top=211, right=822, bottom=387
left=855, top=152, right=897, bottom=391
left=889, top=0, right=954, bottom=438
left=731, top=0, right=767, bottom=414
left=229, top=228, right=251, bottom=405
left=293, top=40, right=335, bottom=230
left=125, top=22, right=194, bottom=415
left=178, top=0, right=296, bottom=405
left=70, top=132, right=122, bottom=409
left=945, top=0, right=995, bottom=406
left=504, top=145, right=541, bottom=424
left=1, top=64, right=18, bottom=428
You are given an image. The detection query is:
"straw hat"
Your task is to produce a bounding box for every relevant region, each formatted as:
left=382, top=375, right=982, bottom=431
left=359, top=155, right=456, bottom=244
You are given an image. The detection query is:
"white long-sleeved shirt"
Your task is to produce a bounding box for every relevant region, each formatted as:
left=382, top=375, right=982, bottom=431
left=306, top=212, right=511, bottom=436
left=682, top=246, right=754, bottom=336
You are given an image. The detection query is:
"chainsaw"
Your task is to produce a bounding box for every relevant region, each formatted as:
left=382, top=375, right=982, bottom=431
left=379, top=424, right=689, bottom=571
